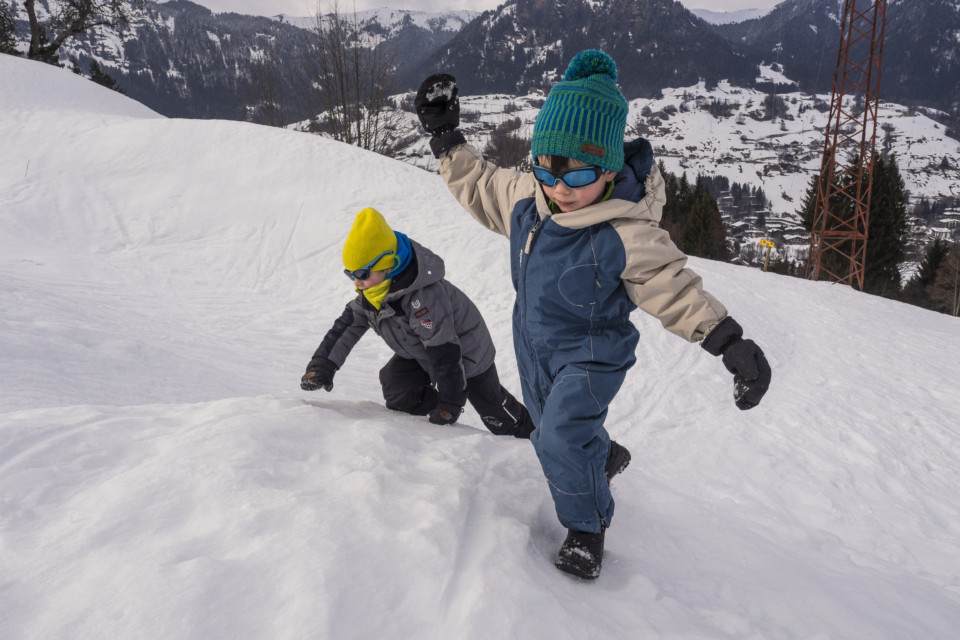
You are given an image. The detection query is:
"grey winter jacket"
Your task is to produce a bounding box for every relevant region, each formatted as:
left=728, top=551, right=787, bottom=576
left=311, top=239, right=496, bottom=399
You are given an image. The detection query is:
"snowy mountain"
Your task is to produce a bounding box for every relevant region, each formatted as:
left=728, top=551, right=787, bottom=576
left=6, top=0, right=475, bottom=119
left=711, top=0, right=960, bottom=112
left=3, top=53, right=960, bottom=640
left=690, top=7, right=770, bottom=25
left=405, top=0, right=759, bottom=97
left=14, top=0, right=960, bottom=121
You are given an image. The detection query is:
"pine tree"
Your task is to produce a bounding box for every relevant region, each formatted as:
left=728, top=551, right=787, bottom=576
left=799, top=165, right=855, bottom=282
left=862, top=154, right=908, bottom=297
left=0, top=0, right=18, bottom=55
left=89, top=59, right=124, bottom=93
left=677, top=172, right=691, bottom=202
left=660, top=165, right=684, bottom=244
left=903, top=238, right=951, bottom=308
left=798, top=174, right=820, bottom=232
left=754, top=186, right=766, bottom=208
left=681, top=177, right=728, bottom=261
left=929, top=243, right=960, bottom=316
left=731, top=182, right=742, bottom=203
left=657, top=165, right=728, bottom=261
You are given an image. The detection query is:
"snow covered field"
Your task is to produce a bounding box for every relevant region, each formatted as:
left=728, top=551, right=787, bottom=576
left=2, top=54, right=960, bottom=639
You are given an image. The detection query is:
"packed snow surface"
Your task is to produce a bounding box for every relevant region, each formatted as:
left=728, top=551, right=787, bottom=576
left=2, top=54, right=960, bottom=639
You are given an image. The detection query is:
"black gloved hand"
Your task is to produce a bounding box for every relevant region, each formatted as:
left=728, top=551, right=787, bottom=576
left=415, top=73, right=460, bottom=134
left=701, top=317, right=771, bottom=410
left=301, top=356, right=337, bottom=392
left=415, top=73, right=467, bottom=158
left=428, top=396, right=465, bottom=425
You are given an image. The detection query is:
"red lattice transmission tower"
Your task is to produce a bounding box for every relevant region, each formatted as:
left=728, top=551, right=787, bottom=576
left=806, top=0, right=888, bottom=289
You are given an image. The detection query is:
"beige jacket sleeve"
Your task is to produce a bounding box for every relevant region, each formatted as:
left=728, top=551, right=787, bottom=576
left=610, top=166, right=728, bottom=343
left=438, top=143, right=538, bottom=239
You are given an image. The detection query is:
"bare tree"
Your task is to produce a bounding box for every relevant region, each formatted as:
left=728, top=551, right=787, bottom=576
left=301, top=0, right=402, bottom=155
left=23, top=0, right=144, bottom=63
left=485, top=117, right=532, bottom=171
left=241, top=53, right=289, bottom=128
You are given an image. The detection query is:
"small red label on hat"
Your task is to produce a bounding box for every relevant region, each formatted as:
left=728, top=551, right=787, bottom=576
left=582, top=144, right=606, bottom=157
left=415, top=308, right=429, bottom=318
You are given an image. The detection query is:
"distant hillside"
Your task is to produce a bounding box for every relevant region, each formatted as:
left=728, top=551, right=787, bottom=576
left=710, top=0, right=960, bottom=115
left=7, top=1, right=475, bottom=120
left=11, top=0, right=960, bottom=121
left=691, top=7, right=770, bottom=25
left=401, top=0, right=759, bottom=99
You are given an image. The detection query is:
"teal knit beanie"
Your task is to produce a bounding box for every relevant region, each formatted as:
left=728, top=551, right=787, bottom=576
left=531, top=50, right=629, bottom=173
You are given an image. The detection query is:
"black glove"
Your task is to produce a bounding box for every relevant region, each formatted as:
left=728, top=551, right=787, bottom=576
left=415, top=73, right=466, bottom=158
left=428, top=394, right=466, bottom=425
left=301, top=356, right=337, bottom=392
left=701, top=317, right=771, bottom=410
left=415, top=73, right=460, bottom=134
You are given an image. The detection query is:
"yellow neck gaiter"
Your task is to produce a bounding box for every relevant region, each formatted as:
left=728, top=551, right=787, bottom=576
left=360, top=278, right=392, bottom=310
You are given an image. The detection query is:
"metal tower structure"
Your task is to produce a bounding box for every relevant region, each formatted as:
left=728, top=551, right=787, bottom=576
left=806, top=0, right=888, bottom=289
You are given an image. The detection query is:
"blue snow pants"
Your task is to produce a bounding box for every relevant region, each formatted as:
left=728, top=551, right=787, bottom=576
left=519, top=320, right=638, bottom=534
left=508, top=199, right=642, bottom=534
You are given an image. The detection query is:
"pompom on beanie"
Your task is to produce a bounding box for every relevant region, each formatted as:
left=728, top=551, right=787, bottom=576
left=530, top=50, right=629, bottom=173
left=342, top=207, right=398, bottom=272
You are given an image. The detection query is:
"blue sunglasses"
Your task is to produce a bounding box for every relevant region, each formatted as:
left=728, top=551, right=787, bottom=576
left=532, top=164, right=605, bottom=189
left=344, top=249, right=395, bottom=280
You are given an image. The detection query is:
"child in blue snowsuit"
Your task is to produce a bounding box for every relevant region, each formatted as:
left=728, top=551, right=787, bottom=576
left=415, top=50, right=771, bottom=579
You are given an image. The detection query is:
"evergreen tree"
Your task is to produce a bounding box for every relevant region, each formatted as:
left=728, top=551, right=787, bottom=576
left=913, top=198, right=936, bottom=224
left=89, top=59, right=124, bottom=93
left=754, top=186, right=766, bottom=208
left=862, top=154, right=908, bottom=297
left=799, top=165, right=855, bottom=282
left=798, top=174, right=820, bottom=231
left=731, top=182, right=742, bottom=203
left=903, top=238, right=951, bottom=308
left=677, top=172, right=691, bottom=202
left=681, top=177, right=728, bottom=261
left=766, top=255, right=803, bottom=277
left=803, top=154, right=908, bottom=294
left=0, top=0, right=17, bottom=55
left=660, top=163, right=684, bottom=244
left=929, top=243, right=960, bottom=316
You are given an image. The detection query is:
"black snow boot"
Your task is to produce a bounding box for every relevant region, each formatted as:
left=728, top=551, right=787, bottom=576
left=605, top=440, right=631, bottom=483
left=555, top=528, right=605, bottom=579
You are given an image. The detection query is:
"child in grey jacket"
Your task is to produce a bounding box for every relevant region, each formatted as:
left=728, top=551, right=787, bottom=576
left=300, top=206, right=535, bottom=436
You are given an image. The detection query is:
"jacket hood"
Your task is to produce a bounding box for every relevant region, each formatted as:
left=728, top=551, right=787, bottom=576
left=612, top=138, right=656, bottom=202
left=387, top=239, right=445, bottom=298
left=540, top=137, right=662, bottom=230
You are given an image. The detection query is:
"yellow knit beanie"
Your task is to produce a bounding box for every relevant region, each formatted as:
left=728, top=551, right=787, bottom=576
left=342, top=207, right=398, bottom=272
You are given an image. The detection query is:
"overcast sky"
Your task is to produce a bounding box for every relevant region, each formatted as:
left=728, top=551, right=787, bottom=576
left=182, top=1, right=781, bottom=18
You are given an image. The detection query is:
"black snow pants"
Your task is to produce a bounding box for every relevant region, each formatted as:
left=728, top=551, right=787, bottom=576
left=378, top=355, right=535, bottom=438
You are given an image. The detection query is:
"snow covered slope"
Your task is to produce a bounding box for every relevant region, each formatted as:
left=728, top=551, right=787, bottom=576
left=2, top=54, right=960, bottom=640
